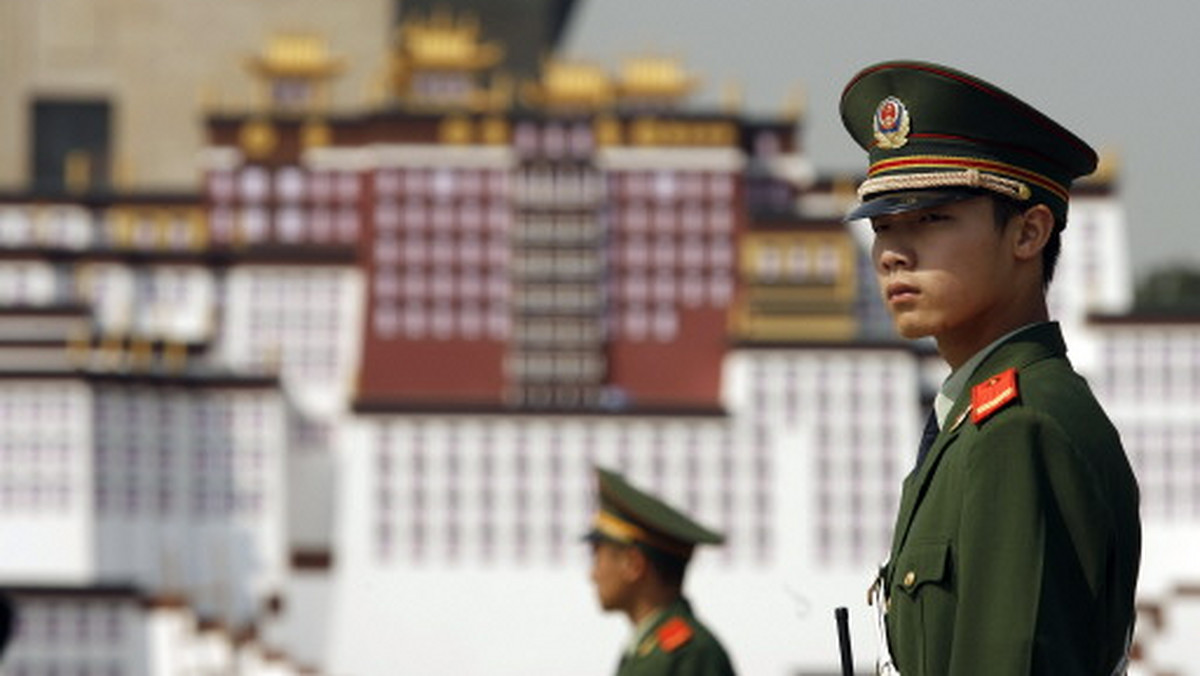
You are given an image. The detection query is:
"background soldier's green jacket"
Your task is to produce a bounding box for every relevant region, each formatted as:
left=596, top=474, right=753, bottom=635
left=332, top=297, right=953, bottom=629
left=616, top=597, right=735, bottom=676
left=883, top=323, right=1141, bottom=674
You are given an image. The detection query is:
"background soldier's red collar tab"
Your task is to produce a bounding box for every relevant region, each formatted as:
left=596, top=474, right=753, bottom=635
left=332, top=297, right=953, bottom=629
left=971, top=367, right=1019, bottom=424
left=657, top=617, right=694, bottom=653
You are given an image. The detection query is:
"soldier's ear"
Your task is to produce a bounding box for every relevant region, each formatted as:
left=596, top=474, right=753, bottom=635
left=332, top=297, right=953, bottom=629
left=1011, top=203, right=1054, bottom=262
left=621, top=545, right=649, bottom=582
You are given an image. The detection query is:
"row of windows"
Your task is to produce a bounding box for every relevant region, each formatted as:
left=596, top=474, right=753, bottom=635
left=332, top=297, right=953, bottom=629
left=0, top=401, right=80, bottom=425
left=512, top=217, right=600, bottom=245
left=374, top=168, right=510, bottom=200
left=0, top=480, right=71, bottom=512
left=615, top=308, right=682, bottom=342
left=209, top=206, right=359, bottom=245
left=235, top=274, right=354, bottom=384
left=375, top=270, right=509, bottom=302
left=512, top=318, right=604, bottom=347
left=9, top=601, right=127, bottom=645
left=1, top=663, right=124, bottom=676
left=246, top=313, right=347, bottom=334
left=375, top=199, right=512, bottom=233
left=611, top=235, right=734, bottom=270
left=374, top=233, right=509, bottom=267
left=511, top=251, right=604, bottom=280
left=611, top=274, right=734, bottom=309
left=93, top=484, right=264, bottom=517
left=750, top=245, right=844, bottom=284
left=612, top=202, right=736, bottom=234
left=0, top=206, right=201, bottom=253
left=244, top=269, right=347, bottom=296
left=513, top=285, right=603, bottom=313
left=369, top=418, right=770, bottom=565
left=0, top=444, right=75, bottom=465
left=1124, top=422, right=1200, bottom=520
left=741, top=354, right=915, bottom=564
left=0, top=206, right=93, bottom=250
left=506, top=352, right=606, bottom=382
left=78, top=265, right=212, bottom=338
left=608, top=171, right=737, bottom=202
left=513, top=168, right=604, bottom=206
left=1096, top=336, right=1200, bottom=401
left=373, top=303, right=510, bottom=341
left=0, top=262, right=59, bottom=306
left=208, top=167, right=361, bottom=205
left=513, top=122, right=595, bottom=158
left=209, top=165, right=738, bottom=209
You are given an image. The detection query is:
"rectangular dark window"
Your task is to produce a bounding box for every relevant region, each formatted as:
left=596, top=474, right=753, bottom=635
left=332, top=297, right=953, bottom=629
left=31, top=98, right=112, bottom=194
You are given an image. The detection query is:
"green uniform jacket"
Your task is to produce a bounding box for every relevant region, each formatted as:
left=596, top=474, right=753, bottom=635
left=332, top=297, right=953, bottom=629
left=883, top=323, right=1140, bottom=675
left=615, top=597, right=736, bottom=676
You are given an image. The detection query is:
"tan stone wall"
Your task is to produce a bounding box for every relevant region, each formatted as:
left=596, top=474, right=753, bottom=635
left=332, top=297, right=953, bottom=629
left=0, top=0, right=392, bottom=191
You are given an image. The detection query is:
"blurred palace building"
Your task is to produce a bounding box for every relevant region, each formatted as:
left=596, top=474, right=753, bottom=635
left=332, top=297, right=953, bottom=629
left=0, top=1, right=1198, bottom=675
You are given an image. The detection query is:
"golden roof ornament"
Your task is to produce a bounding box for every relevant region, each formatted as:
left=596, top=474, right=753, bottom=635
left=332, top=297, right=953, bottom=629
left=617, top=55, right=699, bottom=102
left=525, top=59, right=614, bottom=109
left=397, top=10, right=502, bottom=71
left=248, top=34, right=344, bottom=79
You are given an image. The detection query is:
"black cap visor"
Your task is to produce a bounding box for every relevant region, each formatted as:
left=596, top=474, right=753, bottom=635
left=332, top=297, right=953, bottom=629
left=845, top=189, right=982, bottom=222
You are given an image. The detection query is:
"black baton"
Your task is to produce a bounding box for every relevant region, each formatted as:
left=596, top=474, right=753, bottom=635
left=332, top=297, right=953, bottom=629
left=835, top=606, right=855, bottom=676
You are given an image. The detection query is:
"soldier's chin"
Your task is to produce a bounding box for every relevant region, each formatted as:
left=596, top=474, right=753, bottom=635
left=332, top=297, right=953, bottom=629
left=892, top=319, right=933, bottom=340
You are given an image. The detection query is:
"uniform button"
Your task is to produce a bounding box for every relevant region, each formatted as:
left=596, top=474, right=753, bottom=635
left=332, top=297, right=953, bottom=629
left=903, top=571, right=916, bottom=587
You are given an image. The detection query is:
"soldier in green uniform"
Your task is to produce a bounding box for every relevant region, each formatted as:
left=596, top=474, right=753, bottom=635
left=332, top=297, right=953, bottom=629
left=840, top=61, right=1141, bottom=675
left=585, top=466, right=736, bottom=676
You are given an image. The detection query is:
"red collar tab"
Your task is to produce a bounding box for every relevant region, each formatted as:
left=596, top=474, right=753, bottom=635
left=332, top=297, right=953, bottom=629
left=971, top=367, right=1019, bottom=425
left=657, top=617, right=694, bottom=653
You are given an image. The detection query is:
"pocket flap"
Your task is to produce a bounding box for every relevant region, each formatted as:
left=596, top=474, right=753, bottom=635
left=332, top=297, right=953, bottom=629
left=893, top=541, right=950, bottom=595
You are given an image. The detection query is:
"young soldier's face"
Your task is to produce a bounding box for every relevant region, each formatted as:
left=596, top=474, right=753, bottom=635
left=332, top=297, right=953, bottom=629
left=590, top=540, right=637, bottom=612
left=870, top=196, right=1014, bottom=344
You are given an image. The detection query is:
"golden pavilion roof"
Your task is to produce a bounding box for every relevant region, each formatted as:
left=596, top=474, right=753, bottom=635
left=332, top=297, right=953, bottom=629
left=527, top=60, right=614, bottom=108
left=397, top=11, right=502, bottom=71
left=617, top=55, right=699, bottom=100
left=247, top=34, right=344, bottom=78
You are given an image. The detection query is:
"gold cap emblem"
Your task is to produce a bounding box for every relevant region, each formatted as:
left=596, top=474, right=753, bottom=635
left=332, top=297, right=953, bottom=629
left=873, top=96, right=910, bottom=149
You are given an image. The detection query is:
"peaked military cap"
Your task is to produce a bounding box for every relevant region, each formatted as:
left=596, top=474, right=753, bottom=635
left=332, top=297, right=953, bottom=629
left=840, top=60, right=1098, bottom=224
left=586, top=466, right=724, bottom=560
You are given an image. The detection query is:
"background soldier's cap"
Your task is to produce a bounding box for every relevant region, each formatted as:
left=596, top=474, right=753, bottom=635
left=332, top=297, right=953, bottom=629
left=839, top=60, right=1098, bottom=224
left=585, top=466, right=724, bottom=560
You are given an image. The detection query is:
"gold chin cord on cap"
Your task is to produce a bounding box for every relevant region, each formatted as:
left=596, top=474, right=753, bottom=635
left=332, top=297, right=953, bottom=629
left=858, top=168, right=1032, bottom=202
left=592, top=511, right=693, bottom=559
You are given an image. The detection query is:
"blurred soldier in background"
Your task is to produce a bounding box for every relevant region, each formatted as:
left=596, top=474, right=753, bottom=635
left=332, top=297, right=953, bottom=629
left=585, top=466, right=736, bottom=676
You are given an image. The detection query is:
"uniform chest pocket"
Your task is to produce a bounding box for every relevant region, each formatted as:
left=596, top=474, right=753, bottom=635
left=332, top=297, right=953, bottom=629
left=893, top=541, right=951, bottom=596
